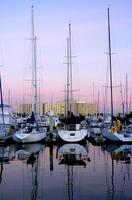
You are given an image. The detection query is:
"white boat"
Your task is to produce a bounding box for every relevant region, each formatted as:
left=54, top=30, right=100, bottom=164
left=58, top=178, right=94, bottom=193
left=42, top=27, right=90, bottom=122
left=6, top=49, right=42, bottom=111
left=13, top=125, right=47, bottom=143
left=58, top=123, right=87, bottom=142
left=13, top=6, right=47, bottom=143
left=103, top=127, right=132, bottom=143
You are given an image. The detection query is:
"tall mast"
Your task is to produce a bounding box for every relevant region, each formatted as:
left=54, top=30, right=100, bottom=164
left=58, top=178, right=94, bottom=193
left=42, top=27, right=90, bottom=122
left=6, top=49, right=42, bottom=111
left=64, top=85, right=67, bottom=117
left=93, top=81, right=95, bottom=104
left=31, top=5, right=37, bottom=114
left=69, top=23, right=73, bottom=112
left=125, top=74, right=128, bottom=114
left=97, top=91, right=99, bottom=117
left=0, top=75, right=4, bottom=125
left=107, top=8, right=113, bottom=124
left=120, top=82, right=124, bottom=117
left=66, top=37, right=70, bottom=115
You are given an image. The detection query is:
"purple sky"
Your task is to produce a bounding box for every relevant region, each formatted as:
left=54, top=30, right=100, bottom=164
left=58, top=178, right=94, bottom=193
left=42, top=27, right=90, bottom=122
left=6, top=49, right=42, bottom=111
left=0, top=0, right=132, bottom=112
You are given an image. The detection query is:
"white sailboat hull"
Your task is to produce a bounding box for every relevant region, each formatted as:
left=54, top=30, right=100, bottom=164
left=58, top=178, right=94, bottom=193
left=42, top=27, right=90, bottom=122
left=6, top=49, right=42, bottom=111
left=103, top=128, right=132, bottom=143
left=13, top=128, right=47, bottom=143
left=57, top=129, right=87, bottom=142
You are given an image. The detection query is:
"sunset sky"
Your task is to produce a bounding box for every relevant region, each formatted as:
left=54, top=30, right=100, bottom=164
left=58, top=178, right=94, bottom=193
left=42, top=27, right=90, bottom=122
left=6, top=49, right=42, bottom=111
left=0, top=0, right=132, bottom=112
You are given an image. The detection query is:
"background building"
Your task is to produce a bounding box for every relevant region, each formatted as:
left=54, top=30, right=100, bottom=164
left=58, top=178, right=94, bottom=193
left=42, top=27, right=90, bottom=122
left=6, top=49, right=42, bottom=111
left=72, top=100, right=96, bottom=115
left=17, top=100, right=97, bottom=116
left=42, top=101, right=65, bottom=115
left=17, top=103, right=32, bottom=115
left=42, top=100, right=96, bottom=115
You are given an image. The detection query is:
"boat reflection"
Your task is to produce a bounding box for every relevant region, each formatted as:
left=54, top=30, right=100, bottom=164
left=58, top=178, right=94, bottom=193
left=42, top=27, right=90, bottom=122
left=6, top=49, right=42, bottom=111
left=102, top=143, right=132, bottom=200
left=57, top=143, right=89, bottom=167
left=57, top=143, right=90, bottom=200
left=15, top=143, right=45, bottom=161
left=16, top=143, right=45, bottom=200
left=0, top=145, right=11, bottom=184
left=102, top=144, right=132, bottom=164
left=0, top=143, right=45, bottom=200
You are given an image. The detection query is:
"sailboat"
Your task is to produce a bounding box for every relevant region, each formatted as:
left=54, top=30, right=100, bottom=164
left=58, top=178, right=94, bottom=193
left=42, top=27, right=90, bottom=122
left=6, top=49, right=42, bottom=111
left=57, top=24, right=87, bottom=142
left=13, top=6, right=47, bottom=143
left=102, top=8, right=132, bottom=143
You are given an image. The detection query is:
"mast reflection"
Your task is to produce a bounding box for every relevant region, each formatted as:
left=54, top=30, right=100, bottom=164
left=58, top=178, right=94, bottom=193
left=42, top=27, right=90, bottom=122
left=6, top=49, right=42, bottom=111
left=57, top=143, right=90, bottom=200
left=102, top=143, right=132, bottom=200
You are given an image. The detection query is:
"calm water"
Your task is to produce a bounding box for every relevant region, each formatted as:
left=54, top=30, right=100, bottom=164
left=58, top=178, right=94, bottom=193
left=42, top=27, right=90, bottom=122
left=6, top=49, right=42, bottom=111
left=0, top=141, right=131, bottom=200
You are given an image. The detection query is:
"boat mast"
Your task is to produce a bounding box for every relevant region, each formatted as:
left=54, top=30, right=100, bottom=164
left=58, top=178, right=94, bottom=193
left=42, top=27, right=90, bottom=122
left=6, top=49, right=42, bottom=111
left=125, top=74, right=128, bottom=114
left=0, top=75, right=4, bottom=124
left=31, top=5, right=37, bottom=115
left=66, top=37, right=70, bottom=115
left=120, top=82, right=125, bottom=117
left=69, top=23, right=73, bottom=113
left=96, top=91, right=99, bottom=118
left=107, top=8, right=113, bottom=124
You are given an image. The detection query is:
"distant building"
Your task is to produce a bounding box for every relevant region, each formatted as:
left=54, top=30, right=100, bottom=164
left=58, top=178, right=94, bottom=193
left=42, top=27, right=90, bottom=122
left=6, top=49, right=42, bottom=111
left=42, top=103, right=53, bottom=115
left=17, top=100, right=97, bottom=116
left=72, top=100, right=96, bottom=115
left=42, top=100, right=96, bottom=115
left=17, top=103, right=32, bottom=115
left=54, top=101, right=65, bottom=115
left=42, top=101, right=65, bottom=115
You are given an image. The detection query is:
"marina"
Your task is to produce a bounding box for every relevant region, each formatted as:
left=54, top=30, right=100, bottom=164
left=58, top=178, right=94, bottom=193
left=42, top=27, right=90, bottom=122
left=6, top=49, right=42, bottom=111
left=0, top=0, right=132, bottom=199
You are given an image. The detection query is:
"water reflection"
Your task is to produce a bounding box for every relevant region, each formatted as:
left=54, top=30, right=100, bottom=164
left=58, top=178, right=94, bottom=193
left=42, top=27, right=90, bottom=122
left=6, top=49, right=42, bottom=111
left=57, top=143, right=89, bottom=167
left=0, top=146, right=10, bottom=184
left=57, top=143, right=90, bottom=200
left=0, top=142, right=131, bottom=200
left=102, top=144, right=132, bottom=164
left=102, top=143, right=132, bottom=200
left=15, top=143, right=44, bottom=161
left=0, top=143, right=45, bottom=200
left=16, top=143, right=45, bottom=200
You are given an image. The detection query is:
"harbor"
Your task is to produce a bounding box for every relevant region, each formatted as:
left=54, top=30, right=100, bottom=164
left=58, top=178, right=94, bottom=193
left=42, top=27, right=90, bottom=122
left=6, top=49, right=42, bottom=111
left=0, top=0, right=132, bottom=199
